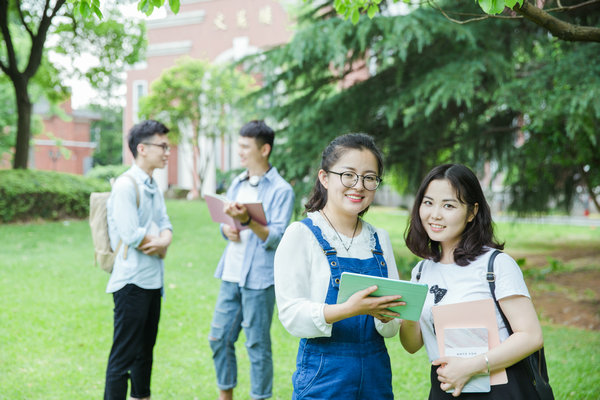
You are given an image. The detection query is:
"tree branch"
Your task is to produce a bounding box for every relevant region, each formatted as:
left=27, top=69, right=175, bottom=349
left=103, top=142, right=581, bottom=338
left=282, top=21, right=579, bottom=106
left=513, top=0, right=600, bottom=42
left=0, top=0, right=19, bottom=77
left=579, top=165, right=600, bottom=211
left=16, top=0, right=34, bottom=38
left=24, top=0, right=66, bottom=79
left=545, top=0, right=600, bottom=12
left=427, top=0, right=522, bottom=24
left=428, top=0, right=600, bottom=42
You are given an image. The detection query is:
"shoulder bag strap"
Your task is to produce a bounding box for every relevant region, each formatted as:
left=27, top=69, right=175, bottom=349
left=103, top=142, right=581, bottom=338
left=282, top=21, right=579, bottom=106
left=416, top=260, right=425, bottom=282
left=118, top=174, right=141, bottom=260
left=488, top=250, right=554, bottom=398
left=122, top=174, right=140, bottom=208
left=487, top=249, right=513, bottom=334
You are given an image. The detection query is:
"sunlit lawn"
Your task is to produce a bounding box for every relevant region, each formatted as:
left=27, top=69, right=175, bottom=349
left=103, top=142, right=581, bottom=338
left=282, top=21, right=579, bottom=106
left=0, top=200, right=598, bottom=399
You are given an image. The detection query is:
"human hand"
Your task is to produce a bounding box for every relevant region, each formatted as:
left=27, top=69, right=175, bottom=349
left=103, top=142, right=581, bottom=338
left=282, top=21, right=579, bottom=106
left=432, top=356, right=481, bottom=397
left=346, top=285, right=404, bottom=321
left=224, top=202, right=250, bottom=224
left=138, top=235, right=168, bottom=258
left=222, top=224, right=240, bottom=242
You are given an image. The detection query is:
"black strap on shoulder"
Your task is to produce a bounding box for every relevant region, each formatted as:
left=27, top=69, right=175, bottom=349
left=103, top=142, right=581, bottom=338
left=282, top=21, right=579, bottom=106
left=416, top=260, right=425, bottom=282
left=487, top=249, right=513, bottom=335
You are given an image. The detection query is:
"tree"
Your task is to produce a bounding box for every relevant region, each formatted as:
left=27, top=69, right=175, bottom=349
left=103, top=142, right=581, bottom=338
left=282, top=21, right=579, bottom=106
left=78, top=0, right=180, bottom=17
left=335, top=0, right=600, bottom=43
left=139, top=57, right=255, bottom=199
left=0, top=0, right=146, bottom=169
left=89, top=104, right=123, bottom=166
left=244, top=1, right=599, bottom=213
left=0, top=75, right=17, bottom=159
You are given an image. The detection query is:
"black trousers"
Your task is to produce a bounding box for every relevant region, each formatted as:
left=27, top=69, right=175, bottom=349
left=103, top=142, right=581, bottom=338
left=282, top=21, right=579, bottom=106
left=428, top=359, right=540, bottom=400
left=104, top=284, right=162, bottom=400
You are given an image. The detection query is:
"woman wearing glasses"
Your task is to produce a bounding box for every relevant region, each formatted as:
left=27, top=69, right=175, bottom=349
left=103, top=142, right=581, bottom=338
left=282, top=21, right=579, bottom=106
left=274, top=134, right=402, bottom=399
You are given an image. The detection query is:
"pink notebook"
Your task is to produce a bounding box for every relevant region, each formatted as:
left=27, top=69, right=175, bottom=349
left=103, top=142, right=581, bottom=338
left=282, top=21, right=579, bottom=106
left=204, top=193, right=267, bottom=231
left=432, top=298, right=508, bottom=385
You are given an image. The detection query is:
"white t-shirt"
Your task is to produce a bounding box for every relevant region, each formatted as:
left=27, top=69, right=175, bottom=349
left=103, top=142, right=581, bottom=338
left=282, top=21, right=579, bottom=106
left=410, top=249, right=530, bottom=361
left=274, top=211, right=401, bottom=339
left=221, top=181, right=259, bottom=283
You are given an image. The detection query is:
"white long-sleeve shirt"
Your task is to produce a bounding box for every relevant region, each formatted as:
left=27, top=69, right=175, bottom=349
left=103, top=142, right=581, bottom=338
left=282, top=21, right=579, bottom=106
left=274, top=212, right=401, bottom=339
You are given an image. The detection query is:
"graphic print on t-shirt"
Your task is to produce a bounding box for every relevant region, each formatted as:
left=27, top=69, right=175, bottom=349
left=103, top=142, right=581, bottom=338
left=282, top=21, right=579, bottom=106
left=430, top=284, right=447, bottom=304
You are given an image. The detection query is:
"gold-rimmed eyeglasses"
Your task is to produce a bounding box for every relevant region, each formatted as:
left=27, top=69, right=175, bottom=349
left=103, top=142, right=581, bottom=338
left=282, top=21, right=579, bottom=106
left=327, top=170, right=381, bottom=191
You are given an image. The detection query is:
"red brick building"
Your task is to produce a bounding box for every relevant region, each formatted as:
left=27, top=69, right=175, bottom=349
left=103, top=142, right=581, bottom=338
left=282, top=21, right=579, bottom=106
left=30, top=98, right=99, bottom=175
left=124, top=0, right=293, bottom=192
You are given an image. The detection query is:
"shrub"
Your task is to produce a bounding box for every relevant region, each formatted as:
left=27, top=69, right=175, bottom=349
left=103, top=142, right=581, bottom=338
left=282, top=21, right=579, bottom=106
left=0, top=169, right=110, bottom=223
left=85, top=164, right=129, bottom=182
left=216, top=167, right=244, bottom=193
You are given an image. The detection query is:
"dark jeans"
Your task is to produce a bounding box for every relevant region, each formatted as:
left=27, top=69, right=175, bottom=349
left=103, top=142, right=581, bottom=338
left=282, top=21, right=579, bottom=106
left=105, top=284, right=162, bottom=400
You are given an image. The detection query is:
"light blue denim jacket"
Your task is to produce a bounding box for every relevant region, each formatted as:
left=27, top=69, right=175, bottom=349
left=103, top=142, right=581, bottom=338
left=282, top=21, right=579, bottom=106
left=214, top=167, right=294, bottom=289
left=106, top=164, right=173, bottom=293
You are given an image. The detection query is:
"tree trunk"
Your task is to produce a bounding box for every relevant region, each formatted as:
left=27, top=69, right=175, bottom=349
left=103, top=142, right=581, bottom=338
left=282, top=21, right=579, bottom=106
left=12, top=77, right=32, bottom=169
left=580, top=166, right=600, bottom=213
left=514, top=1, right=600, bottom=43
left=187, top=135, right=200, bottom=200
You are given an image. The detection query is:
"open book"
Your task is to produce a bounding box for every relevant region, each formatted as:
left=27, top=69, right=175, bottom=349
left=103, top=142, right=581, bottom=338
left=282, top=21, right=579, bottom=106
left=444, top=327, right=491, bottom=393
left=204, top=193, right=267, bottom=231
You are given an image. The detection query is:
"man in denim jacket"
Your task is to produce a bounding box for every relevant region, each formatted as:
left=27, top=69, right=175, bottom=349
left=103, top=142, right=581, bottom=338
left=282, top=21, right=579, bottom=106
left=209, top=120, right=294, bottom=400
left=104, top=120, right=173, bottom=400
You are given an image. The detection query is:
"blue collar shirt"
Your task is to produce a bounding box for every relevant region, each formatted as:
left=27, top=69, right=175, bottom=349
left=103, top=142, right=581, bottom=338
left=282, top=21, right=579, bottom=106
left=106, top=164, right=173, bottom=294
left=214, top=166, right=294, bottom=289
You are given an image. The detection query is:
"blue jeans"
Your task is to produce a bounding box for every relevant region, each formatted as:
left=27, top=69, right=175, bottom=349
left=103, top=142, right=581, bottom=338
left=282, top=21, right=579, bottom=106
left=209, top=281, right=275, bottom=399
left=105, top=284, right=161, bottom=400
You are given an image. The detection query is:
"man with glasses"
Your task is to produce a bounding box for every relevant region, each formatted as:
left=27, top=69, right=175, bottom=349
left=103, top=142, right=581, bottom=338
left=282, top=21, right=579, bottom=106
left=104, top=119, right=173, bottom=400
left=209, top=120, right=294, bottom=400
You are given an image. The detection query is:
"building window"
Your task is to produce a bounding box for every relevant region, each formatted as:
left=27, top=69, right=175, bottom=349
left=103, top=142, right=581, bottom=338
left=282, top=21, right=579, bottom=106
left=132, top=80, right=148, bottom=123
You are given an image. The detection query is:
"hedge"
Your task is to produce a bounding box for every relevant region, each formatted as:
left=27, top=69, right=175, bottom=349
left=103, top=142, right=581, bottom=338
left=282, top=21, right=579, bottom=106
left=85, top=164, right=129, bottom=182
left=0, top=169, right=110, bottom=223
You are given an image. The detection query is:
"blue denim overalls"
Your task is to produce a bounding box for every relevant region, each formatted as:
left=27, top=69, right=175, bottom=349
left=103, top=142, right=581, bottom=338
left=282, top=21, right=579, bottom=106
left=292, top=218, right=394, bottom=400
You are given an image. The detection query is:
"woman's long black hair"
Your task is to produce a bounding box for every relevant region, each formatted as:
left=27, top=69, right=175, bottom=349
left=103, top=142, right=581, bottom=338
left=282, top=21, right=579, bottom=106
left=405, top=164, right=504, bottom=266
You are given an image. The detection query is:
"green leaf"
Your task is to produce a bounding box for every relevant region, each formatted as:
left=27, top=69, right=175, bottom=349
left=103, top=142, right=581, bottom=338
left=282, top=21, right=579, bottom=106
left=168, top=0, right=180, bottom=14
left=504, top=0, right=523, bottom=7
left=92, top=4, right=103, bottom=19
left=351, top=8, right=360, bottom=24
left=367, top=4, right=378, bottom=19
left=138, top=0, right=152, bottom=15
left=478, top=0, right=506, bottom=15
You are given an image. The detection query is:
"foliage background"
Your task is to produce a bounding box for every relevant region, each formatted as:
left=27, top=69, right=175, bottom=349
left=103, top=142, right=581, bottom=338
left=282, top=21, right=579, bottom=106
left=246, top=0, right=600, bottom=215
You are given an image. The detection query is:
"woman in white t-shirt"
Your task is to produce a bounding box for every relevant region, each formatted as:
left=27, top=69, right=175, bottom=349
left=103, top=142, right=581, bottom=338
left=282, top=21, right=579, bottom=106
left=400, top=164, right=546, bottom=399
left=274, top=133, right=402, bottom=399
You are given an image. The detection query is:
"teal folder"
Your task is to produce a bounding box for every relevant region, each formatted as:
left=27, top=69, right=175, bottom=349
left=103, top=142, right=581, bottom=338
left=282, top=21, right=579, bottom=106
left=337, top=272, right=428, bottom=321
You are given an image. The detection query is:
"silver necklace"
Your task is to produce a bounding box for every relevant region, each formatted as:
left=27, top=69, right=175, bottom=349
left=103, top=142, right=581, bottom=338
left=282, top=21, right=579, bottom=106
left=321, top=210, right=359, bottom=252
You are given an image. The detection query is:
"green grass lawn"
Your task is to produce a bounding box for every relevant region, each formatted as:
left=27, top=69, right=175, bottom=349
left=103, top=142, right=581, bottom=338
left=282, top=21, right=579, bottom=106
left=0, top=200, right=598, bottom=399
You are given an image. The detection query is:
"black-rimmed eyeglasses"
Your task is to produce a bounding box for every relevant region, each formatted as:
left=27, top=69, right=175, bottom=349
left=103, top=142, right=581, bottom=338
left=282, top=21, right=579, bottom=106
left=327, top=170, right=382, bottom=191
left=143, top=142, right=170, bottom=152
